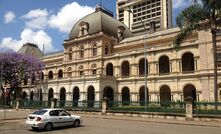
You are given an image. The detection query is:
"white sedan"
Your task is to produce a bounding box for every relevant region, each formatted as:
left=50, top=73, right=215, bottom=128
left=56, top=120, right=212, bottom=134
left=25, top=108, right=82, bottom=131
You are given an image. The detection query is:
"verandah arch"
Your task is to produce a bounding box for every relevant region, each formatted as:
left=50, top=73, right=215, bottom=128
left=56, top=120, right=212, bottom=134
left=183, top=84, right=196, bottom=101
left=48, top=88, right=54, bottom=106
left=160, top=85, right=171, bottom=102
left=87, top=86, right=95, bottom=107
left=73, top=87, right=80, bottom=107
left=122, top=87, right=130, bottom=105
left=60, top=87, right=66, bottom=107
left=139, top=86, right=149, bottom=106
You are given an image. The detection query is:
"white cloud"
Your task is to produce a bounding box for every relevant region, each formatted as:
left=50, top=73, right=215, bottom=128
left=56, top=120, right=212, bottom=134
left=48, top=2, right=94, bottom=33
left=173, top=0, right=191, bottom=9
left=0, top=28, right=56, bottom=53
left=4, top=11, right=15, bottom=24
left=22, top=9, right=48, bottom=29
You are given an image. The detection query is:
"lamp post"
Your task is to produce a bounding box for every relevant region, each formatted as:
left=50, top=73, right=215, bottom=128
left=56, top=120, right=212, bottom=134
left=128, top=9, right=148, bottom=110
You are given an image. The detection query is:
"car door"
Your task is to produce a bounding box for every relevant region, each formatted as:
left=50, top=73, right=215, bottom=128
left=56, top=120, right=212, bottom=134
left=49, top=110, right=61, bottom=127
left=58, top=110, right=73, bottom=126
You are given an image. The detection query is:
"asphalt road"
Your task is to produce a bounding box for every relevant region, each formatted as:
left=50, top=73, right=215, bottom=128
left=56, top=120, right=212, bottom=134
left=0, top=117, right=221, bottom=134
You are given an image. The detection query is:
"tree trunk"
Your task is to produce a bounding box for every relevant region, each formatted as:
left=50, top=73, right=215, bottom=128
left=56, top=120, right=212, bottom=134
left=212, top=30, right=218, bottom=110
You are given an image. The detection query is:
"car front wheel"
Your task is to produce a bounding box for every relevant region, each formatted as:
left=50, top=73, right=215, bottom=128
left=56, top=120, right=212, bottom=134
left=73, top=120, right=80, bottom=127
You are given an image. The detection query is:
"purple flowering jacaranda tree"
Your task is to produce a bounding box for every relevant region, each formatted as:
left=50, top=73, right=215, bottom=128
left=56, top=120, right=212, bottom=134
left=0, top=52, right=44, bottom=99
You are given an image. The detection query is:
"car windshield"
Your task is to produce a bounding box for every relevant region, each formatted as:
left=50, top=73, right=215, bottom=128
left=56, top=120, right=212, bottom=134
left=32, top=109, right=47, bottom=115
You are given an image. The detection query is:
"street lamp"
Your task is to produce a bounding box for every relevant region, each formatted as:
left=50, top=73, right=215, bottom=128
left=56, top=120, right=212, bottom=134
left=128, top=9, right=148, bottom=110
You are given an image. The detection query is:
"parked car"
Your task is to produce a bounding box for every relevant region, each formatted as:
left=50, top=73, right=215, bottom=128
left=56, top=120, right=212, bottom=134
left=25, top=108, right=82, bottom=131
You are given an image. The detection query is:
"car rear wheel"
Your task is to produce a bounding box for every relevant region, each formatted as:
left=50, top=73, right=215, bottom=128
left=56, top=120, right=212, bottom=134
left=44, top=123, right=53, bottom=131
left=73, top=120, right=80, bottom=127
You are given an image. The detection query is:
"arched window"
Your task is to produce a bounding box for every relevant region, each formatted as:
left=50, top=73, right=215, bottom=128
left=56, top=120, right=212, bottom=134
left=87, top=86, right=95, bottom=107
left=122, top=87, right=130, bottom=105
left=48, top=71, right=53, bottom=79
left=159, top=56, right=170, bottom=74
left=139, top=58, right=148, bottom=76
left=60, top=88, right=66, bottom=107
left=68, top=48, right=72, bottom=61
left=79, top=65, right=84, bottom=76
left=91, top=64, right=96, bottom=75
left=121, top=61, right=130, bottom=77
left=67, top=67, right=72, bottom=77
left=139, top=86, right=149, bottom=106
left=105, top=45, right=109, bottom=55
left=182, top=52, right=194, bottom=72
left=92, top=44, right=97, bottom=56
left=106, top=63, right=113, bottom=76
left=58, top=69, right=63, bottom=78
left=160, top=85, right=171, bottom=103
left=80, top=46, right=84, bottom=58
left=183, top=84, right=196, bottom=101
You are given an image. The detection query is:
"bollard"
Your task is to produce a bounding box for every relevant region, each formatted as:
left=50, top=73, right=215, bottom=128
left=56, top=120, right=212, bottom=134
left=185, top=97, right=194, bottom=121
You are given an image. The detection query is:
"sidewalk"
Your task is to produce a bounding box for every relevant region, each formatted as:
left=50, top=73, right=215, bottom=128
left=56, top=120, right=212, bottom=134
left=0, top=109, right=220, bottom=127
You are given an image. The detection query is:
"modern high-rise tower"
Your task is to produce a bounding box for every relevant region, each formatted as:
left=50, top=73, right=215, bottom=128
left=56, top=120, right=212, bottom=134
left=116, top=0, right=172, bottom=34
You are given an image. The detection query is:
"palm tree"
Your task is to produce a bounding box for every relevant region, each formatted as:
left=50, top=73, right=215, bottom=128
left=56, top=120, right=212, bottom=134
left=174, top=0, right=221, bottom=109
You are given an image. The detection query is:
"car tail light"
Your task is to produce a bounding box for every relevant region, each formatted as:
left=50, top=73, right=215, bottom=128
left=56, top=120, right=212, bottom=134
left=36, top=117, right=42, bottom=121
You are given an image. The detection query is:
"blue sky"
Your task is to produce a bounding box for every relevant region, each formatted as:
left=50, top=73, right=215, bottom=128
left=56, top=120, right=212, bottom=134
left=0, top=0, right=192, bottom=53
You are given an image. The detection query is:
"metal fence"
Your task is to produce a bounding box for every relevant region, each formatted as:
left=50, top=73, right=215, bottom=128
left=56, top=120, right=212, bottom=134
left=5, top=100, right=221, bottom=116
left=108, top=101, right=186, bottom=114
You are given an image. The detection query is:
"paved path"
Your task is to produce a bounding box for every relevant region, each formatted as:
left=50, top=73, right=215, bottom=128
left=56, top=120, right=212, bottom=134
left=0, top=109, right=221, bottom=128
left=0, top=117, right=221, bottom=134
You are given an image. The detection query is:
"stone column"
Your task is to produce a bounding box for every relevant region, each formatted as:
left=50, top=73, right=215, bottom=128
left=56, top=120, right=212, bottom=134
left=185, top=97, right=194, bottom=120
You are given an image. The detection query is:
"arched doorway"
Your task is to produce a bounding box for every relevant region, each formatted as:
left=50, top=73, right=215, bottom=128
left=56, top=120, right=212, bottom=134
left=87, top=86, right=95, bottom=107
left=139, top=86, right=149, bottom=106
left=73, top=87, right=80, bottom=107
left=106, top=63, right=113, bottom=76
left=160, top=85, right=171, bottom=104
left=183, top=84, right=196, bottom=101
left=48, top=88, right=54, bottom=107
left=60, top=88, right=66, bottom=107
left=122, top=87, right=130, bottom=105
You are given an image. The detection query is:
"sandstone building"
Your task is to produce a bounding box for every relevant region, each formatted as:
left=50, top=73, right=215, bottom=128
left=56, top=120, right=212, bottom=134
left=19, top=4, right=221, bottom=106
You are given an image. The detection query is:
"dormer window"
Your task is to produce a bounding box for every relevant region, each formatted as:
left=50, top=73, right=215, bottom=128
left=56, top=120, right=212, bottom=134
left=105, top=45, right=109, bottom=55
left=79, top=21, right=89, bottom=36
left=68, top=48, right=72, bottom=61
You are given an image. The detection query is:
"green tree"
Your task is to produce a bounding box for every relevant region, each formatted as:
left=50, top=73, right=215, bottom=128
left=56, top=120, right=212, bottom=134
left=174, top=0, right=221, bottom=109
